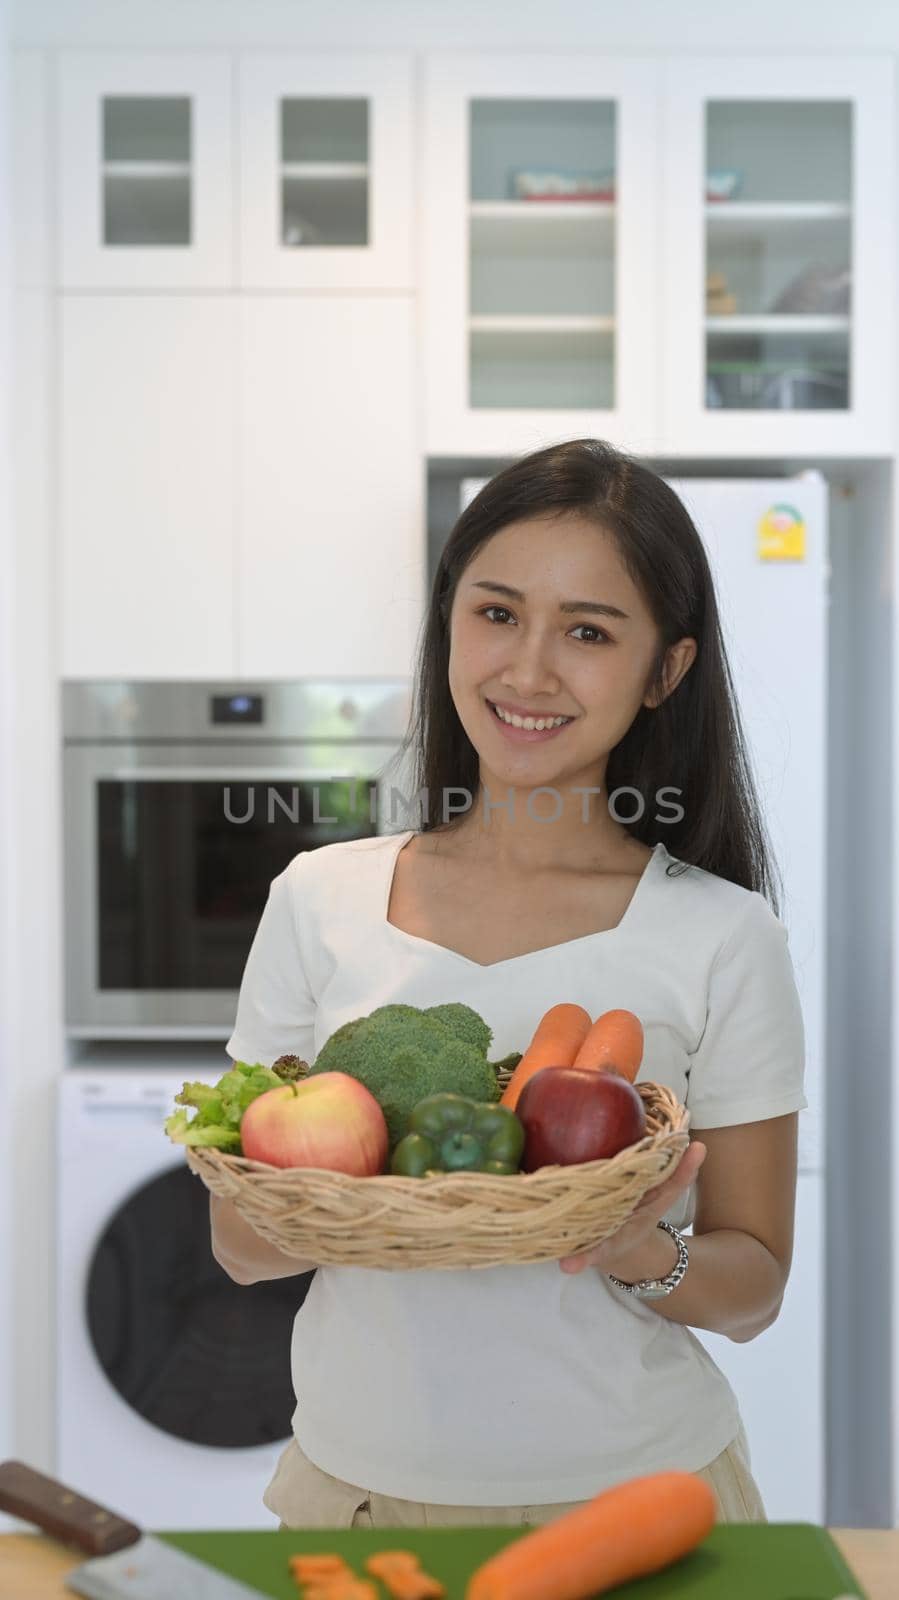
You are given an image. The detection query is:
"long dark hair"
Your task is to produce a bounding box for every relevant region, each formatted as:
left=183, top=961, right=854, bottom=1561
left=397, top=438, right=782, bottom=910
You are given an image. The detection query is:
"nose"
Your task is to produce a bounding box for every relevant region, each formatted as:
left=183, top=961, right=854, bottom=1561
left=499, top=626, right=562, bottom=698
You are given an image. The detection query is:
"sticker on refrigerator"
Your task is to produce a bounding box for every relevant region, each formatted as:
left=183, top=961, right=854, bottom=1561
left=757, top=504, right=806, bottom=561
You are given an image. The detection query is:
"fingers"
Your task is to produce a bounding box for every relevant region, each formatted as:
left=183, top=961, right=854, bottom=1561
left=641, top=1142, right=706, bottom=1207
left=609, top=1160, right=698, bottom=1235
left=558, top=1144, right=706, bottom=1275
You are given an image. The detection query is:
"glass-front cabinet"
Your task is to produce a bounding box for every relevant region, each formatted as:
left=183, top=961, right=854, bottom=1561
left=423, top=56, right=660, bottom=456
left=238, top=56, right=414, bottom=288
left=55, top=52, right=894, bottom=453
left=661, top=58, right=894, bottom=454
left=57, top=54, right=233, bottom=288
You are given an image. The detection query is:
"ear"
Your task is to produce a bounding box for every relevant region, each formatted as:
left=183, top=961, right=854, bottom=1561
left=644, top=638, right=698, bottom=710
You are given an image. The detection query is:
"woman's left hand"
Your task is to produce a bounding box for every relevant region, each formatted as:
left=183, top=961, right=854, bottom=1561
left=558, top=1141, right=707, bottom=1277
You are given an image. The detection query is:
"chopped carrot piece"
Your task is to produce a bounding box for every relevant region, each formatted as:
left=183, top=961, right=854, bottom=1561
left=288, top=1546, right=444, bottom=1600
left=364, top=1552, right=446, bottom=1599
left=287, top=1552, right=358, bottom=1596
left=301, top=1583, right=378, bottom=1600
left=291, top=1573, right=358, bottom=1591
left=289, top=1554, right=352, bottom=1575
left=286, top=1555, right=350, bottom=1568
left=381, top=1574, right=445, bottom=1600
left=364, top=1552, right=421, bottom=1576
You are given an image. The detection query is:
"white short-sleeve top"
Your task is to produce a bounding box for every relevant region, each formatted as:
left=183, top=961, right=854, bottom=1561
left=225, top=829, right=808, bottom=1506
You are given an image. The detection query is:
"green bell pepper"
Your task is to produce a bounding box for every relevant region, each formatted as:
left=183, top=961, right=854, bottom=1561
left=390, top=1092, right=525, bottom=1177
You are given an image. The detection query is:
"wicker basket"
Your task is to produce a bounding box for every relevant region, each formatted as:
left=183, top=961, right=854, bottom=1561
left=186, top=1060, right=690, bottom=1270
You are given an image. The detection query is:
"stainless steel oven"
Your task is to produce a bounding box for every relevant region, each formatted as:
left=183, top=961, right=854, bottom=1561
left=63, top=680, right=413, bottom=1037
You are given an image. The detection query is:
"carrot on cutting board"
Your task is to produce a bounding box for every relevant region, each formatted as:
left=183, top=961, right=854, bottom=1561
left=499, top=1003, right=592, bottom=1111
left=464, top=1471, right=716, bottom=1600
left=365, top=1551, right=447, bottom=1599
left=300, top=1581, right=378, bottom=1600
left=571, top=1008, right=644, bottom=1083
left=289, top=1555, right=352, bottom=1576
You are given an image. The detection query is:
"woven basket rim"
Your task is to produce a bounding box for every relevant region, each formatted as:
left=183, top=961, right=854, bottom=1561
left=185, top=1080, right=689, bottom=1192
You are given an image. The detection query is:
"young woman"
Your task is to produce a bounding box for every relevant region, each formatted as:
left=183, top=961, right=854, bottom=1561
left=211, top=438, right=807, bottom=1531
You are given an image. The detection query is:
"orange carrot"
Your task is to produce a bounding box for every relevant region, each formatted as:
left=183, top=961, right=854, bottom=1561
left=465, top=1471, right=716, bottom=1600
left=365, top=1557, right=446, bottom=1600
left=499, top=1003, right=592, bottom=1111
left=301, top=1581, right=378, bottom=1600
left=571, top=1008, right=644, bottom=1083
left=364, top=1555, right=421, bottom=1576
left=289, top=1556, right=352, bottom=1576
left=381, top=1576, right=445, bottom=1600
left=288, top=1553, right=358, bottom=1596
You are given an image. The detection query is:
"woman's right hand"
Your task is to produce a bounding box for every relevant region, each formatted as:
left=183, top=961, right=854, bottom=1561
left=210, top=1194, right=317, bottom=1284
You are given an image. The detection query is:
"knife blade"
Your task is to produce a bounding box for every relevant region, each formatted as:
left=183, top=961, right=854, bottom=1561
left=0, top=1459, right=271, bottom=1600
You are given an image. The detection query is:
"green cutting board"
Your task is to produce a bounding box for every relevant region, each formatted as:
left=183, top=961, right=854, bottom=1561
left=158, top=1524, right=867, bottom=1600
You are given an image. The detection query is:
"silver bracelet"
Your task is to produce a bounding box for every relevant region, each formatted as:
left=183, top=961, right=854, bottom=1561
left=606, top=1219, right=690, bottom=1300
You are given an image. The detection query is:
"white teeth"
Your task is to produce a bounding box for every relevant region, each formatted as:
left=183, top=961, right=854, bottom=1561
left=492, top=703, right=571, bottom=731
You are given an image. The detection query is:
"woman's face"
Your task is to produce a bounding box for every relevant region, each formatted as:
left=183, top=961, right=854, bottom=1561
left=447, top=512, right=695, bottom=802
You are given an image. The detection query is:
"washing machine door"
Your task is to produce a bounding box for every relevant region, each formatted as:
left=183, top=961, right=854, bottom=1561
left=86, top=1164, right=309, bottom=1447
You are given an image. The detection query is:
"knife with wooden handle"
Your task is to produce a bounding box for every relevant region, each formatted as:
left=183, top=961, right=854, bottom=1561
left=0, top=1459, right=271, bottom=1599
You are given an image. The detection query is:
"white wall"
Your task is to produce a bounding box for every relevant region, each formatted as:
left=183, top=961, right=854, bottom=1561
left=10, top=0, right=899, bottom=51
left=0, top=0, right=13, bottom=1486
left=6, top=43, right=57, bottom=1507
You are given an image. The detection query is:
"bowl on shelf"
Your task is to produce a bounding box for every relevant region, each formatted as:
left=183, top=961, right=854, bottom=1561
left=705, top=168, right=742, bottom=202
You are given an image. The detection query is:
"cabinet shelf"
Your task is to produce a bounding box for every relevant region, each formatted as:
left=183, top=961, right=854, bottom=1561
left=280, top=161, right=368, bottom=180
left=470, top=201, right=615, bottom=221
left=470, top=314, right=615, bottom=334
left=705, top=202, right=850, bottom=223
left=103, top=161, right=190, bottom=178
left=706, top=315, right=849, bottom=335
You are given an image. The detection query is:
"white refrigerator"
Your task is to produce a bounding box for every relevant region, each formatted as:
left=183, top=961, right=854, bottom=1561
left=461, top=473, right=828, bottom=1523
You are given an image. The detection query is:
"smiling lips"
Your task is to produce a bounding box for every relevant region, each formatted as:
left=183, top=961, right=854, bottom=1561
left=490, top=697, right=574, bottom=723
left=486, top=699, right=575, bottom=741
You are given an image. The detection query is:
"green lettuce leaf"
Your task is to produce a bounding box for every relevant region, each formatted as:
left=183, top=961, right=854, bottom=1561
left=164, top=1108, right=241, bottom=1150
left=218, top=1063, right=282, bottom=1126
left=165, top=1061, right=282, bottom=1150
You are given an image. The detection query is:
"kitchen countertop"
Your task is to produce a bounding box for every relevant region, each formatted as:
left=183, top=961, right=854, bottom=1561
left=1, top=1527, right=898, bottom=1599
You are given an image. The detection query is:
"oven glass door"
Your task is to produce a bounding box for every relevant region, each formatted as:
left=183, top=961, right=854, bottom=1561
left=65, top=741, right=405, bottom=1033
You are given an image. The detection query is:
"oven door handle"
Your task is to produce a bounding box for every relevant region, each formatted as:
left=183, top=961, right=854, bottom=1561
left=108, top=768, right=370, bottom=782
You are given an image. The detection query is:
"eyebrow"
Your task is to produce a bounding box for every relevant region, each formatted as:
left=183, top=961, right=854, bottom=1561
left=468, top=580, right=630, bottom=621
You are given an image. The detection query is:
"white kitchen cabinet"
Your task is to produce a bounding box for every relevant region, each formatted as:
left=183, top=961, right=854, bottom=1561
left=59, top=295, right=423, bottom=681
left=57, top=53, right=233, bottom=288
left=661, top=57, right=894, bottom=456
left=237, top=55, right=414, bottom=290
left=421, top=55, right=661, bottom=458
left=694, top=1172, right=824, bottom=1524
left=60, top=296, right=237, bottom=677
left=237, top=296, right=424, bottom=678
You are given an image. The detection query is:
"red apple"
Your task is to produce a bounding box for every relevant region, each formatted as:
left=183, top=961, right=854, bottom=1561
left=240, top=1071, right=388, bottom=1175
left=517, top=1066, right=647, bottom=1172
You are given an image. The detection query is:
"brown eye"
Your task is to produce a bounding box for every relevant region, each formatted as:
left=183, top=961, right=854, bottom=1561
left=477, top=607, right=611, bottom=645
left=570, top=624, right=612, bottom=645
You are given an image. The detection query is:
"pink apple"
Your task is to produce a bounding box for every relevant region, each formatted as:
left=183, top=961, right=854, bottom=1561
left=240, top=1071, right=388, bottom=1175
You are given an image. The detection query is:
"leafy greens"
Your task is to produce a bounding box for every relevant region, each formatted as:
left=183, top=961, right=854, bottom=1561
left=164, top=1060, right=291, bottom=1151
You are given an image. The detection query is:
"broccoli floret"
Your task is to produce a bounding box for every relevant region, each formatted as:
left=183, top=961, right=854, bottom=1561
left=423, top=1002, right=493, bottom=1058
left=310, top=1008, right=499, bottom=1149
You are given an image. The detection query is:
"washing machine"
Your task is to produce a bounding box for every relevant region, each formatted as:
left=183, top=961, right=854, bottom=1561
left=58, top=1068, right=313, bottom=1530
